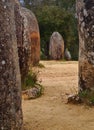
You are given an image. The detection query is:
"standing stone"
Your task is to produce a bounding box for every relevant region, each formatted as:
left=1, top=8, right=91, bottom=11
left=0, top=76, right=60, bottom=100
left=14, top=1, right=30, bottom=80
left=77, top=0, right=94, bottom=91
left=14, top=1, right=40, bottom=80
left=20, top=7, right=40, bottom=66
left=0, top=0, right=23, bottom=129
left=49, top=32, right=64, bottom=60
left=65, top=48, right=71, bottom=61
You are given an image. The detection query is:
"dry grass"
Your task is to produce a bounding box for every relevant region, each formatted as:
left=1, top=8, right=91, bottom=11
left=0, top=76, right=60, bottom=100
left=22, top=61, right=94, bottom=130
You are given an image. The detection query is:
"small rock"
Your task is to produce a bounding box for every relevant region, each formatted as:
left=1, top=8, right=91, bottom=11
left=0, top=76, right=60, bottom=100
left=64, top=48, right=71, bottom=61
left=67, top=94, right=82, bottom=104
left=22, top=87, right=40, bottom=100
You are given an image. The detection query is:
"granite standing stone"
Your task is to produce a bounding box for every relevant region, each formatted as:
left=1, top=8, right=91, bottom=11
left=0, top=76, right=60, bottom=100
left=14, top=0, right=40, bottom=80
left=77, top=0, right=94, bottom=91
left=20, top=7, right=40, bottom=66
left=0, top=0, right=23, bottom=129
left=49, top=32, right=64, bottom=60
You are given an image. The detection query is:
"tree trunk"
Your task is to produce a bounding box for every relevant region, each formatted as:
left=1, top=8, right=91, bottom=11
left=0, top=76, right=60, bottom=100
left=0, top=0, right=23, bottom=129
left=77, top=0, right=94, bottom=91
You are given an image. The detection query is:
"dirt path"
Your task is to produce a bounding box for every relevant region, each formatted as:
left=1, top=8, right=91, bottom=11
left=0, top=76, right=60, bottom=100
left=23, top=61, right=94, bottom=130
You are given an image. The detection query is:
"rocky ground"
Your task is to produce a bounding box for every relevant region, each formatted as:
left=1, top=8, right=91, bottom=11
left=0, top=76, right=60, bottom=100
left=23, top=61, right=94, bottom=130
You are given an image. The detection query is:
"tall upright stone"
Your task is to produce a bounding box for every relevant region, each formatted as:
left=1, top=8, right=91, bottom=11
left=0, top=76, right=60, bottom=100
left=14, top=1, right=30, bottom=80
left=0, top=0, right=23, bottom=129
left=49, top=32, right=64, bottom=60
left=20, top=7, right=40, bottom=66
left=14, top=1, right=40, bottom=80
left=77, top=0, right=94, bottom=91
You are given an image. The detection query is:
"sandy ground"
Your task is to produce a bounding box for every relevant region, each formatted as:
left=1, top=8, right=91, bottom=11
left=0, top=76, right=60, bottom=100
left=23, top=61, right=94, bottom=130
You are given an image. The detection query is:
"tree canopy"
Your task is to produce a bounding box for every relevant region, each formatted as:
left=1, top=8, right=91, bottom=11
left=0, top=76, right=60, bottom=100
left=20, top=0, right=79, bottom=60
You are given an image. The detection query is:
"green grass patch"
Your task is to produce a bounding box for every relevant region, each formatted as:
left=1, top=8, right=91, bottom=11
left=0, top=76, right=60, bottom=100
left=35, top=62, right=45, bottom=68
left=79, top=89, right=94, bottom=106
left=22, top=70, right=43, bottom=97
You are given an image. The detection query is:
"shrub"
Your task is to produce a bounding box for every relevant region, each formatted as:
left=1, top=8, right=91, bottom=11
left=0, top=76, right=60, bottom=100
left=79, top=89, right=94, bottom=106
left=22, top=70, right=43, bottom=98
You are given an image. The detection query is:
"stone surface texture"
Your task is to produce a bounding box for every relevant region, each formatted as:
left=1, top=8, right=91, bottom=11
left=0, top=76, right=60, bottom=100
left=65, top=48, right=71, bottom=61
left=77, top=0, right=94, bottom=91
left=0, top=0, right=23, bottom=129
left=14, top=1, right=40, bottom=80
left=14, top=0, right=28, bottom=80
left=49, top=32, right=64, bottom=60
left=20, top=7, right=40, bottom=66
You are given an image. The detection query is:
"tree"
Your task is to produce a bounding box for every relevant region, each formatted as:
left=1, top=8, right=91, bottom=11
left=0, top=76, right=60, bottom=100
left=21, top=0, right=79, bottom=60
left=0, top=0, right=23, bottom=129
left=58, top=0, right=76, bottom=10
left=77, top=0, right=94, bottom=96
left=35, top=5, right=78, bottom=59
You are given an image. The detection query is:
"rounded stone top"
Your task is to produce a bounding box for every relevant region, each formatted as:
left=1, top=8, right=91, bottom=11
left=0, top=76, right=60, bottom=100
left=50, top=32, right=64, bottom=42
left=49, top=32, right=64, bottom=60
left=20, top=7, right=39, bottom=32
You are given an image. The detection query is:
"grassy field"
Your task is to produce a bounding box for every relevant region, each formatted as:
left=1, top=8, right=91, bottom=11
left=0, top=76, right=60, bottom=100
left=23, top=61, right=94, bottom=130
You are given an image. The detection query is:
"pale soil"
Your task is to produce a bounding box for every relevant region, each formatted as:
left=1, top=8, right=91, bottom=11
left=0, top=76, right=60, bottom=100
left=23, top=61, right=94, bottom=130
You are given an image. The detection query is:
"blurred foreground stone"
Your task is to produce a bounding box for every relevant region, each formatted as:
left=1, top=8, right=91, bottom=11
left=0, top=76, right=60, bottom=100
left=0, top=0, right=23, bottom=129
left=77, top=0, right=94, bottom=91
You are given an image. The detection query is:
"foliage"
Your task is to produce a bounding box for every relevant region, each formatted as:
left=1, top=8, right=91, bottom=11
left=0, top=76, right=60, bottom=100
left=58, top=0, right=76, bottom=10
left=22, top=70, right=43, bottom=93
left=22, top=71, right=37, bottom=90
left=25, top=71, right=37, bottom=87
left=34, top=62, right=45, bottom=68
left=67, top=89, right=94, bottom=106
left=22, top=0, right=79, bottom=60
left=79, top=90, right=94, bottom=106
left=40, top=51, right=48, bottom=60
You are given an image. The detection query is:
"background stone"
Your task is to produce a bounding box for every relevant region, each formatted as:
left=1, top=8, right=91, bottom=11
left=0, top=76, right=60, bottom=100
left=49, top=32, right=64, bottom=60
